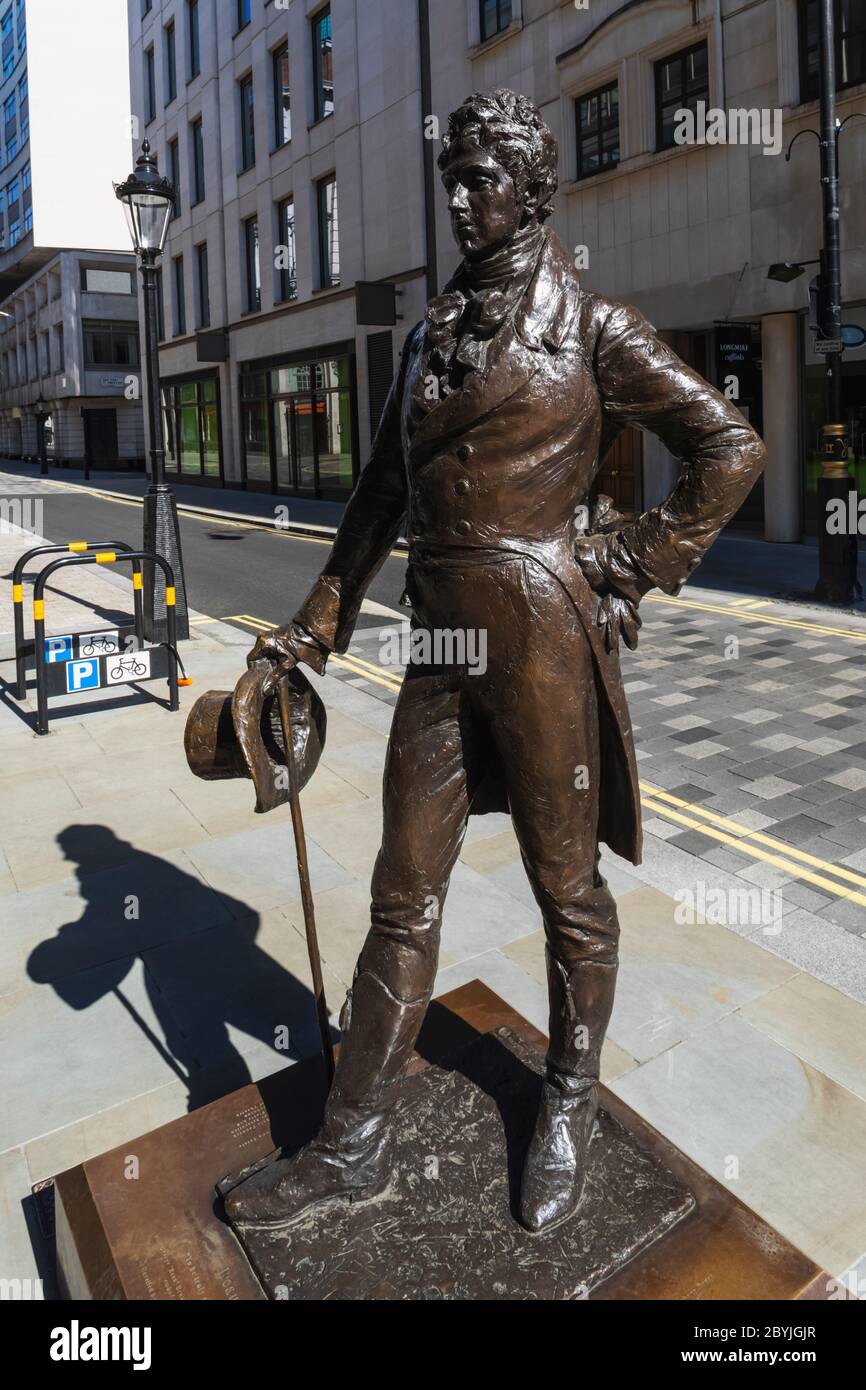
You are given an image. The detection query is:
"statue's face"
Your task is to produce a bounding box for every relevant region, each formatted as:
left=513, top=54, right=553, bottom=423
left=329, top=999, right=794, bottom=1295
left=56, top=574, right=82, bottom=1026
left=441, top=142, right=524, bottom=259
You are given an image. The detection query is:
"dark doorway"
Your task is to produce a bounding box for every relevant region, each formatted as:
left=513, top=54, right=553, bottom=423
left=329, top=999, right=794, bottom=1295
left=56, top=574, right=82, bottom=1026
left=593, top=427, right=642, bottom=520
left=83, top=409, right=118, bottom=469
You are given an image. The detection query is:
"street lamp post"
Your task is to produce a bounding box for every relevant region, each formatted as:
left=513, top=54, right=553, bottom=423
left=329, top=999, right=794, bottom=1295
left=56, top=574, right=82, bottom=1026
left=34, top=394, right=48, bottom=477
left=114, top=140, right=189, bottom=643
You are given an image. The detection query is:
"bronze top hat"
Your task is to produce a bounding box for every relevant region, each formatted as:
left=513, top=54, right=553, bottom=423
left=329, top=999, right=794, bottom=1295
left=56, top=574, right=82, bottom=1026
left=184, top=660, right=326, bottom=813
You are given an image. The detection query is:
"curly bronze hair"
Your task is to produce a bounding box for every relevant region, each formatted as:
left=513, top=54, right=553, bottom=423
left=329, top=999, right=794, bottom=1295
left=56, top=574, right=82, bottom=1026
left=438, top=89, right=559, bottom=223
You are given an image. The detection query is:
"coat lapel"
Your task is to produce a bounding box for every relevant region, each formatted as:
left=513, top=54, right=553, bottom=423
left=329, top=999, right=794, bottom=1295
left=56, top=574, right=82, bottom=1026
left=406, top=229, right=581, bottom=457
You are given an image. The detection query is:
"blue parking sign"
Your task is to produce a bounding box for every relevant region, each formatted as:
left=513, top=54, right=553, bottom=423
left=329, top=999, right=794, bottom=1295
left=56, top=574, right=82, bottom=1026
left=45, top=635, right=73, bottom=664
left=66, top=660, right=101, bottom=693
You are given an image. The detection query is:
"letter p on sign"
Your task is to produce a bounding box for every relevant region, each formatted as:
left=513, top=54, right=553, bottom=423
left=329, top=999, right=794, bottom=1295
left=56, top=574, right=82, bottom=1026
left=66, top=660, right=100, bottom=693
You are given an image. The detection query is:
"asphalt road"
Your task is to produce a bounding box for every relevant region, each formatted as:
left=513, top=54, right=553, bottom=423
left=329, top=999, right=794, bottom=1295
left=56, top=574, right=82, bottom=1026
left=28, top=487, right=409, bottom=637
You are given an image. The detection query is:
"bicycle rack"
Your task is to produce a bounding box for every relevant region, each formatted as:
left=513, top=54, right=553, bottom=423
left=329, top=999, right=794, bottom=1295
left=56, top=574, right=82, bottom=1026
left=31, top=551, right=182, bottom=736
left=13, top=540, right=144, bottom=701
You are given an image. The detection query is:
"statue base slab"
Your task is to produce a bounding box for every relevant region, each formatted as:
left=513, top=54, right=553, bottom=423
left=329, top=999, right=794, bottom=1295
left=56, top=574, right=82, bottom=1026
left=54, top=981, right=835, bottom=1301
left=220, top=1025, right=695, bottom=1300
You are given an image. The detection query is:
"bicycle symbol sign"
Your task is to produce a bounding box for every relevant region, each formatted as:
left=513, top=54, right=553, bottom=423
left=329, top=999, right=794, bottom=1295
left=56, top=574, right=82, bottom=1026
left=107, top=650, right=152, bottom=685
left=79, top=630, right=121, bottom=657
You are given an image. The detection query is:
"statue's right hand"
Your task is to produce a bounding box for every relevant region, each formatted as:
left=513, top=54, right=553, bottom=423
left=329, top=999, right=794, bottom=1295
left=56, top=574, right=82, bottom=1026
left=246, top=623, right=304, bottom=693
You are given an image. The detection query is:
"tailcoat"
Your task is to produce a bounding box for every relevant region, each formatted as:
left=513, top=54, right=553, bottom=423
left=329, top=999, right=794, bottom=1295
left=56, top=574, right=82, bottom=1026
left=294, top=228, right=767, bottom=866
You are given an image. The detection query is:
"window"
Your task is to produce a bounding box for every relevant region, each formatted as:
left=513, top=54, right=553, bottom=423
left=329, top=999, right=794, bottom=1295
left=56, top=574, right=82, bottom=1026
left=235, top=0, right=251, bottom=33
left=2, top=51, right=12, bottom=79
left=240, top=355, right=355, bottom=495
left=145, top=46, right=156, bottom=124
left=168, top=137, right=180, bottom=219
left=6, top=135, right=16, bottom=162
left=195, top=242, right=210, bottom=328
left=164, top=20, right=176, bottom=104
left=21, top=157, right=29, bottom=188
left=655, top=41, right=709, bottom=151
left=83, top=321, right=141, bottom=368
left=479, top=0, right=512, bottom=43
left=317, top=175, right=339, bottom=288
left=276, top=197, right=297, bottom=301
left=82, top=267, right=133, bottom=294
left=799, top=0, right=866, bottom=102
left=173, top=254, right=186, bottom=335
left=142, top=0, right=153, bottom=14
left=191, top=118, right=205, bottom=203
left=576, top=82, right=620, bottom=179
left=187, top=0, right=200, bottom=80
left=243, top=215, right=261, bottom=311
left=312, top=8, right=334, bottom=121
left=273, top=43, right=291, bottom=147
left=4, top=92, right=15, bottom=124
left=162, top=377, right=220, bottom=478
left=239, top=73, right=255, bottom=169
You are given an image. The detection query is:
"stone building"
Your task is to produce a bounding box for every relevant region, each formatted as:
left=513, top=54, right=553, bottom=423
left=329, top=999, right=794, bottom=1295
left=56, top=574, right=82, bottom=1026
left=0, top=0, right=145, bottom=470
left=128, top=0, right=866, bottom=542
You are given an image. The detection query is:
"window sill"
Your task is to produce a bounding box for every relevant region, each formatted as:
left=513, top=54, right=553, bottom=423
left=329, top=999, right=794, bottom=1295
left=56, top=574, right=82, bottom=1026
left=186, top=70, right=201, bottom=86
left=240, top=307, right=262, bottom=318
left=238, top=161, right=256, bottom=176
left=786, top=80, right=866, bottom=116
left=233, top=22, right=250, bottom=40
left=313, top=282, right=341, bottom=295
left=308, top=113, right=334, bottom=131
left=574, top=160, right=621, bottom=184
left=270, top=140, right=292, bottom=156
left=468, top=20, right=523, bottom=60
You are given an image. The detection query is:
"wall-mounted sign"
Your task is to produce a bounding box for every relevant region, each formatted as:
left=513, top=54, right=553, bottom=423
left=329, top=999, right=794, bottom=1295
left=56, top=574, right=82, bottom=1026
left=356, top=281, right=398, bottom=326
left=715, top=323, right=759, bottom=402
left=196, top=331, right=228, bottom=362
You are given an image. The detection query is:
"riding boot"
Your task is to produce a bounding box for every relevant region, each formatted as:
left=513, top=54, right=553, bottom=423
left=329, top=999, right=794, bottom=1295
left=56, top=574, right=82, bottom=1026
left=225, top=961, right=430, bottom=1230
left=519, top=948, right=617, bottom=1233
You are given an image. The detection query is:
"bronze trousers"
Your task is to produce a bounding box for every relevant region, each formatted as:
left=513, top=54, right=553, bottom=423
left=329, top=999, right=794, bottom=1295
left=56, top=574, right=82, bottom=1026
left=351, top=549, right=619, bottom=1085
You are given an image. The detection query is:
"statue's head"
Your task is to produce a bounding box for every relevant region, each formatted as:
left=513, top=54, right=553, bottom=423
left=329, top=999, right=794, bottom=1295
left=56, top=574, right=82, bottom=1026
left=438, top=89, right=558, bottom=260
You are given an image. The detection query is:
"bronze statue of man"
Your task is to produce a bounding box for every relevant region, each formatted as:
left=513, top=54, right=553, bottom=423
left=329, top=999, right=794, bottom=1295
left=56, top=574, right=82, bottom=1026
left=226, top=90, right=765, bottom=1235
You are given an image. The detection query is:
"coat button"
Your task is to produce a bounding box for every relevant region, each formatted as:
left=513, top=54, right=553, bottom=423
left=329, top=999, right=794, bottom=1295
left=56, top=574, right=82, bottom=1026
left=455, top=520, right=471, bottom=536
left=454, top=478, right=470, bottom=495
left=456, top=444, right=473, bottom=462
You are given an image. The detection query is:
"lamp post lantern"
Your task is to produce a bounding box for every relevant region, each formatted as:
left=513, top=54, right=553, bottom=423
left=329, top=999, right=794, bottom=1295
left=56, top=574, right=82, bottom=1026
left=114, top=140, right=189, bottom=642
left=34, top=394, right=48, bottom=477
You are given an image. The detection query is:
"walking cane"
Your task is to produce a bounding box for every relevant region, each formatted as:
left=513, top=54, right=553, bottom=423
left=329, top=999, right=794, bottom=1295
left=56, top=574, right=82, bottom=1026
left=276, top=673, right=336, bottom=1090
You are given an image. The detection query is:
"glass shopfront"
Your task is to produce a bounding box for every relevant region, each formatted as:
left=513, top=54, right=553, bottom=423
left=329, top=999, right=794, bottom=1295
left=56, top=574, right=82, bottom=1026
left=162, top=374, right=222, bottom=482
left=240, top=352, right=357, bottom=498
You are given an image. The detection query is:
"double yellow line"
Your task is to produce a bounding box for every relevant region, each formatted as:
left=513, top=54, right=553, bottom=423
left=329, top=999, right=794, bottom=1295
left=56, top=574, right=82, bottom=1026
left=641, top=780, right=866, bottom=909
left=645, top=591, right=866, bottom=644
left=225, top=613, right=863, bottom=907
left=225, top=614, right=405, bottom=693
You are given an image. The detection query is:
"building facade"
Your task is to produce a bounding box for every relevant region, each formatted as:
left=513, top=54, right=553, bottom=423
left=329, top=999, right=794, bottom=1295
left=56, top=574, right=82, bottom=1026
left=128, top=0, right=866, bottom=542
left=0, top=0, right=144, bottom=469
left=128, top=0, right=427, bottom=499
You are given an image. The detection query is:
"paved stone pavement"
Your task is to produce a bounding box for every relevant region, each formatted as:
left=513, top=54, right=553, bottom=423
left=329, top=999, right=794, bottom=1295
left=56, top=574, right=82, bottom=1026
left=1, top=516, right=866, bottom=1298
